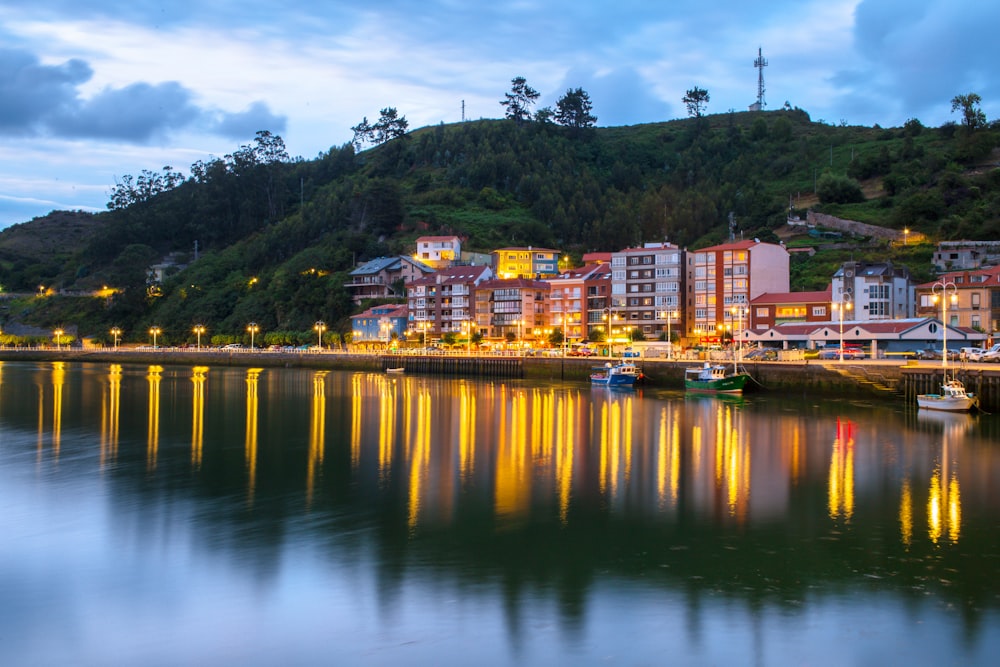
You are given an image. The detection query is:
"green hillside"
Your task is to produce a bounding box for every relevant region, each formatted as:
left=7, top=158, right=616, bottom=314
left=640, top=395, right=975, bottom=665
left=0, top=109, right=997, bottom=344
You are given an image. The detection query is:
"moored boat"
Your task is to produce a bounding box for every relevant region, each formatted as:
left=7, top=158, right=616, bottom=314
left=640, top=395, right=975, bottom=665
left=685, top=362, right=749, bottom=394
left=386, top=366, right=405, bottom=374
left=590, top=361, right=641, bottom=387
left=917, top=379, right=978, bottom=412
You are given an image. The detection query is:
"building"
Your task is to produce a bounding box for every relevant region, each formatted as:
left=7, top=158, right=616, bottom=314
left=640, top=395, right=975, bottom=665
left=914, top=265, right=1000, bottom=340
left=610, top=242, right=685, bottom=342
left=351, top=304, right=409, bottom=347
left=415, top=236, right=462, bottom=269
left=474, top=278, right=551, bottom=347
left=749, top=289, right=833, bottom=331
left=346, top=256, right=434, bottom=304
left=582, top=264, right=613, bottom=341
left=933, top=240, right=1000, bottom=272
left=832, top=261, right=914, bottom=321
left=688, top=240, right=789, bottom=343
left=492, top=247, right=561, bottom=279
left=744, top=317, right=986, bottom=357
left=546, top=263, right=607, bottom=346
left=405, top=265, right=494, bottom=341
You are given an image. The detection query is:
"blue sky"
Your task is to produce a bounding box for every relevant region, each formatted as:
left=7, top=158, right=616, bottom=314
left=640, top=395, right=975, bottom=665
left=1, top=0, right=996, bottom=228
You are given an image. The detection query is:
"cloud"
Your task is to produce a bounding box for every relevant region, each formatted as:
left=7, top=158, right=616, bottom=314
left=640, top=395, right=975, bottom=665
left=0, top=48, right=92, bottom=134
left=48, top=81, right=202, bottom=141
left=211, top=101, right=287, bottom=139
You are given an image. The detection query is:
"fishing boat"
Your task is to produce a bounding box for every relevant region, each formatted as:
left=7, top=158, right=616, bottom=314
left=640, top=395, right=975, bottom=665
left=684, top=362, right=749, bottom=394
left=917, top=378, right=978, bottom=412
left=386, top=366, right=405, bottom=374
left=590, top=361, right=641, bottom=387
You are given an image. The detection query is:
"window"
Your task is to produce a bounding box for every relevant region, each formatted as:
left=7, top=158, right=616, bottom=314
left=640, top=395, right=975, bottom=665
left=812, top=306, right=827, bottom=317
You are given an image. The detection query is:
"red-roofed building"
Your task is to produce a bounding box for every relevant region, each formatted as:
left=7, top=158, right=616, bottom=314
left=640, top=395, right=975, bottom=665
left=688, top=239, right=789, bottom=342
left=750, top=289, right=833, bottom=331
left=546, top=263, right=609, bottom=345
left=475, top=278, right=551, bottom=346
left=406, top=265, right=494, bottom=340
left=915, top=265, right=1000, bottom=341
left=415, top=235, right=462, bottom=269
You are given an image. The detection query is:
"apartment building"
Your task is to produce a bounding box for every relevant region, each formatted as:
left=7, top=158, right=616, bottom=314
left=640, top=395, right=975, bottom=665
left=610, top=242, right=685, bottom=342
left=547, top=263, right=608, bottom=345
left=832, top=261, right=914, bottom=321
left=406, top=265, right=493, bottom=340
left=915, top=265, right=1000, bottom=336
left=415, top=235, right=462, bottom=269
left=688, top=240, right=789, bottom=342
left=474, top=278, right=551, bottom=346
left=492, top=246, right=561, bottom=279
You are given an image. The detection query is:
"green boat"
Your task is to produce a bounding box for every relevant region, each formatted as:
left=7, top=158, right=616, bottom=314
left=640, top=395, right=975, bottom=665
left=684, top=362, right=750, bottom=394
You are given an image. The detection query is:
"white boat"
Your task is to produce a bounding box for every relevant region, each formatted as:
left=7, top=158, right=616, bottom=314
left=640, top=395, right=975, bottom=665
left=386, top=367, right=405, bottom=374
left=917, top=379, right=978, bottom=412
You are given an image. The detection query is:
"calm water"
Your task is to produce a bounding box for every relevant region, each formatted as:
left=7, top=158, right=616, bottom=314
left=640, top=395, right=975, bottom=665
left=2, top=360, right=999, bottom=666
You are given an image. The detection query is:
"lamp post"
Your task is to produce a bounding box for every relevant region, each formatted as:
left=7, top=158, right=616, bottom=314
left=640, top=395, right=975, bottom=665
left=660, top=309, right=678, bottom=359
left=247, top=322, right=259, bottom=350
left=730, top=305, right=746, bottom=361
left=832, top=295, right=853, bottom=362
left=314, top=321, right=326, bottom=350
left=193, top=324, right=205, bottom=351
left=110, top=327, right=122, bottom=350
left=932, top=279, right=958, bottom=371
left=149, top=326, right=161, bottom=349
left=54, top=328, right=64, bottom=350
left=903, top=227, right=910, bottom=246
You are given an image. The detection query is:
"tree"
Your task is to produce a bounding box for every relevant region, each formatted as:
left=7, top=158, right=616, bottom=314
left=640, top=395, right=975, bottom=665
left=373, top=107, right=409, bottom=144
left=501, top=76, right=540, bottom=123
left=352, top=108, right=409, bottom=149
left=951, top=93, right=986, bottom=131
left=555, top=88, right=597, bottom=128
left=682, top=87, right=710, bottom=118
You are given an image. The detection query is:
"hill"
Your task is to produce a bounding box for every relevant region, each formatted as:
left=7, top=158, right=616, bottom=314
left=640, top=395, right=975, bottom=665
left=0, top=110, right=997, bottom=343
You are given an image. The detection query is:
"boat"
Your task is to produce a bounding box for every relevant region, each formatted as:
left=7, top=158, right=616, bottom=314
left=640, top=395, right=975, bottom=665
left=386, top=366, right=405, bottom=374
left=685, top=362, right=749, bottom=394
left=917, top=378, right=978, bottom=412
left=590, top=361, right=641, bottom=387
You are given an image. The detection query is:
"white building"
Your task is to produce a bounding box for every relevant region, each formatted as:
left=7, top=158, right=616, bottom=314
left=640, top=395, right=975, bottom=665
left=831, top=261, right=914, bottom=321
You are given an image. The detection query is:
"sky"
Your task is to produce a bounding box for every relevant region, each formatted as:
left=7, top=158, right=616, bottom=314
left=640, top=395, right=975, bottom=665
left=1, top=0, right=997, bottom=229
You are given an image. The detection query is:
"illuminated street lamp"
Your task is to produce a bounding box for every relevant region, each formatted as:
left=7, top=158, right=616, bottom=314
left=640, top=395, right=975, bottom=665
left=903, top=227, right=910, bottom=246
left=832, top=295, right=853, bottom=362
left=932, top=279, right=958, bottom=371
left=314, top=321, right=327, bottom=350
left=193, top=324, right=205, bottom=350
left=54, top=328, right=64, bottom=350
left=730, top=305, right=747, bottom=361
left=149, top=326, right=161, bottom=349
left=661, top=309, right=678, bottom=360
left=110, top=326, right=122, bottom=350
left=247, top=322, right=259, bottom=350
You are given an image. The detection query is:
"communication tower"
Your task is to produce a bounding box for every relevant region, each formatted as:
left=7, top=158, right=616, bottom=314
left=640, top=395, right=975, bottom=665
left=753, top=47, right=768, bottom=110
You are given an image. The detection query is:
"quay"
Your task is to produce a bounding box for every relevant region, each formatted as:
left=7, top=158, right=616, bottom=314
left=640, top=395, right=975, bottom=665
left=1, top=348, right=998, bottom=413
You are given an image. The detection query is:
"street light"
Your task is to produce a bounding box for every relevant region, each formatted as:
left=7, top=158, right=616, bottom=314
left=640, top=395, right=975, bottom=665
left=314, top=321, right=326, bottom=350
left=54, top=328, right=64, bottom=350
left=730, top=305, right=746, bottom=361
left=247, top=322, right=259, bottom=350
left=149, top=326, right=161, bottom=349
left=832, top=295, right=853, bottom=362
left=110, top=327, right=122, bottom=350
left=193, top=324, right=205, bottom=350
left=903, top=227, right=910, bottom=246
left=932, top=279, right=958, bottom=371
left=661, top=309, right=678, bottom=360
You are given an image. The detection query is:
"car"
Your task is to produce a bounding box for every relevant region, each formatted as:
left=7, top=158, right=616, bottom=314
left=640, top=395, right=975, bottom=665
left=960, top=347, right=986, bottom=361
left=917, top=348, right=959, bottom=361
left=979, top=343, right=1000, bottom=362
left=818, top=346, right=865, bottom=360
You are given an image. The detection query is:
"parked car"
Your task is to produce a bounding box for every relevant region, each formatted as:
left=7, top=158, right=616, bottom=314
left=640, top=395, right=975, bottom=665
left=917, top=348, right=959, bottom=361
left=979, top=343, right=1000, bottom=362
left=960, top=347, right=986, bottom=361
left=818, top=346, right=865, bottom=360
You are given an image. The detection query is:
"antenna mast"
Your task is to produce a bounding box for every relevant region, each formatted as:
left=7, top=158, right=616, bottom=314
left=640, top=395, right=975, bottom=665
left=754, top=47, right=768, bottom=109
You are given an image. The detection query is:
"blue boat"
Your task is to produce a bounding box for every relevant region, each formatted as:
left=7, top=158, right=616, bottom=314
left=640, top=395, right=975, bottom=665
left=590, top=361, right=641, bottom=387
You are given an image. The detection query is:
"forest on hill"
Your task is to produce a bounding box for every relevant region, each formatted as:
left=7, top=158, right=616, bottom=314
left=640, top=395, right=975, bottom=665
left=0, top=102, right=997, bottom=345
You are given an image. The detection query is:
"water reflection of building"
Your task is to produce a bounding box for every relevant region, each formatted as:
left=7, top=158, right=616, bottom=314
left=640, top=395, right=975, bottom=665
left=828, top=418, right=855, bottom=522
left=191, top=367, right=208, bottom=469
left=102, top=364, right=122, bottom=465
left=306, top=371, right=327, bottom=507
left=147, top=365, right=163, bottom=470
left=245, top=369, right=262, bottom=506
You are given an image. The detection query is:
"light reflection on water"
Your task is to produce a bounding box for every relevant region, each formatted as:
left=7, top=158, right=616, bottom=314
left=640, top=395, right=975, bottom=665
left=1, top=360, right=999, bottom=666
